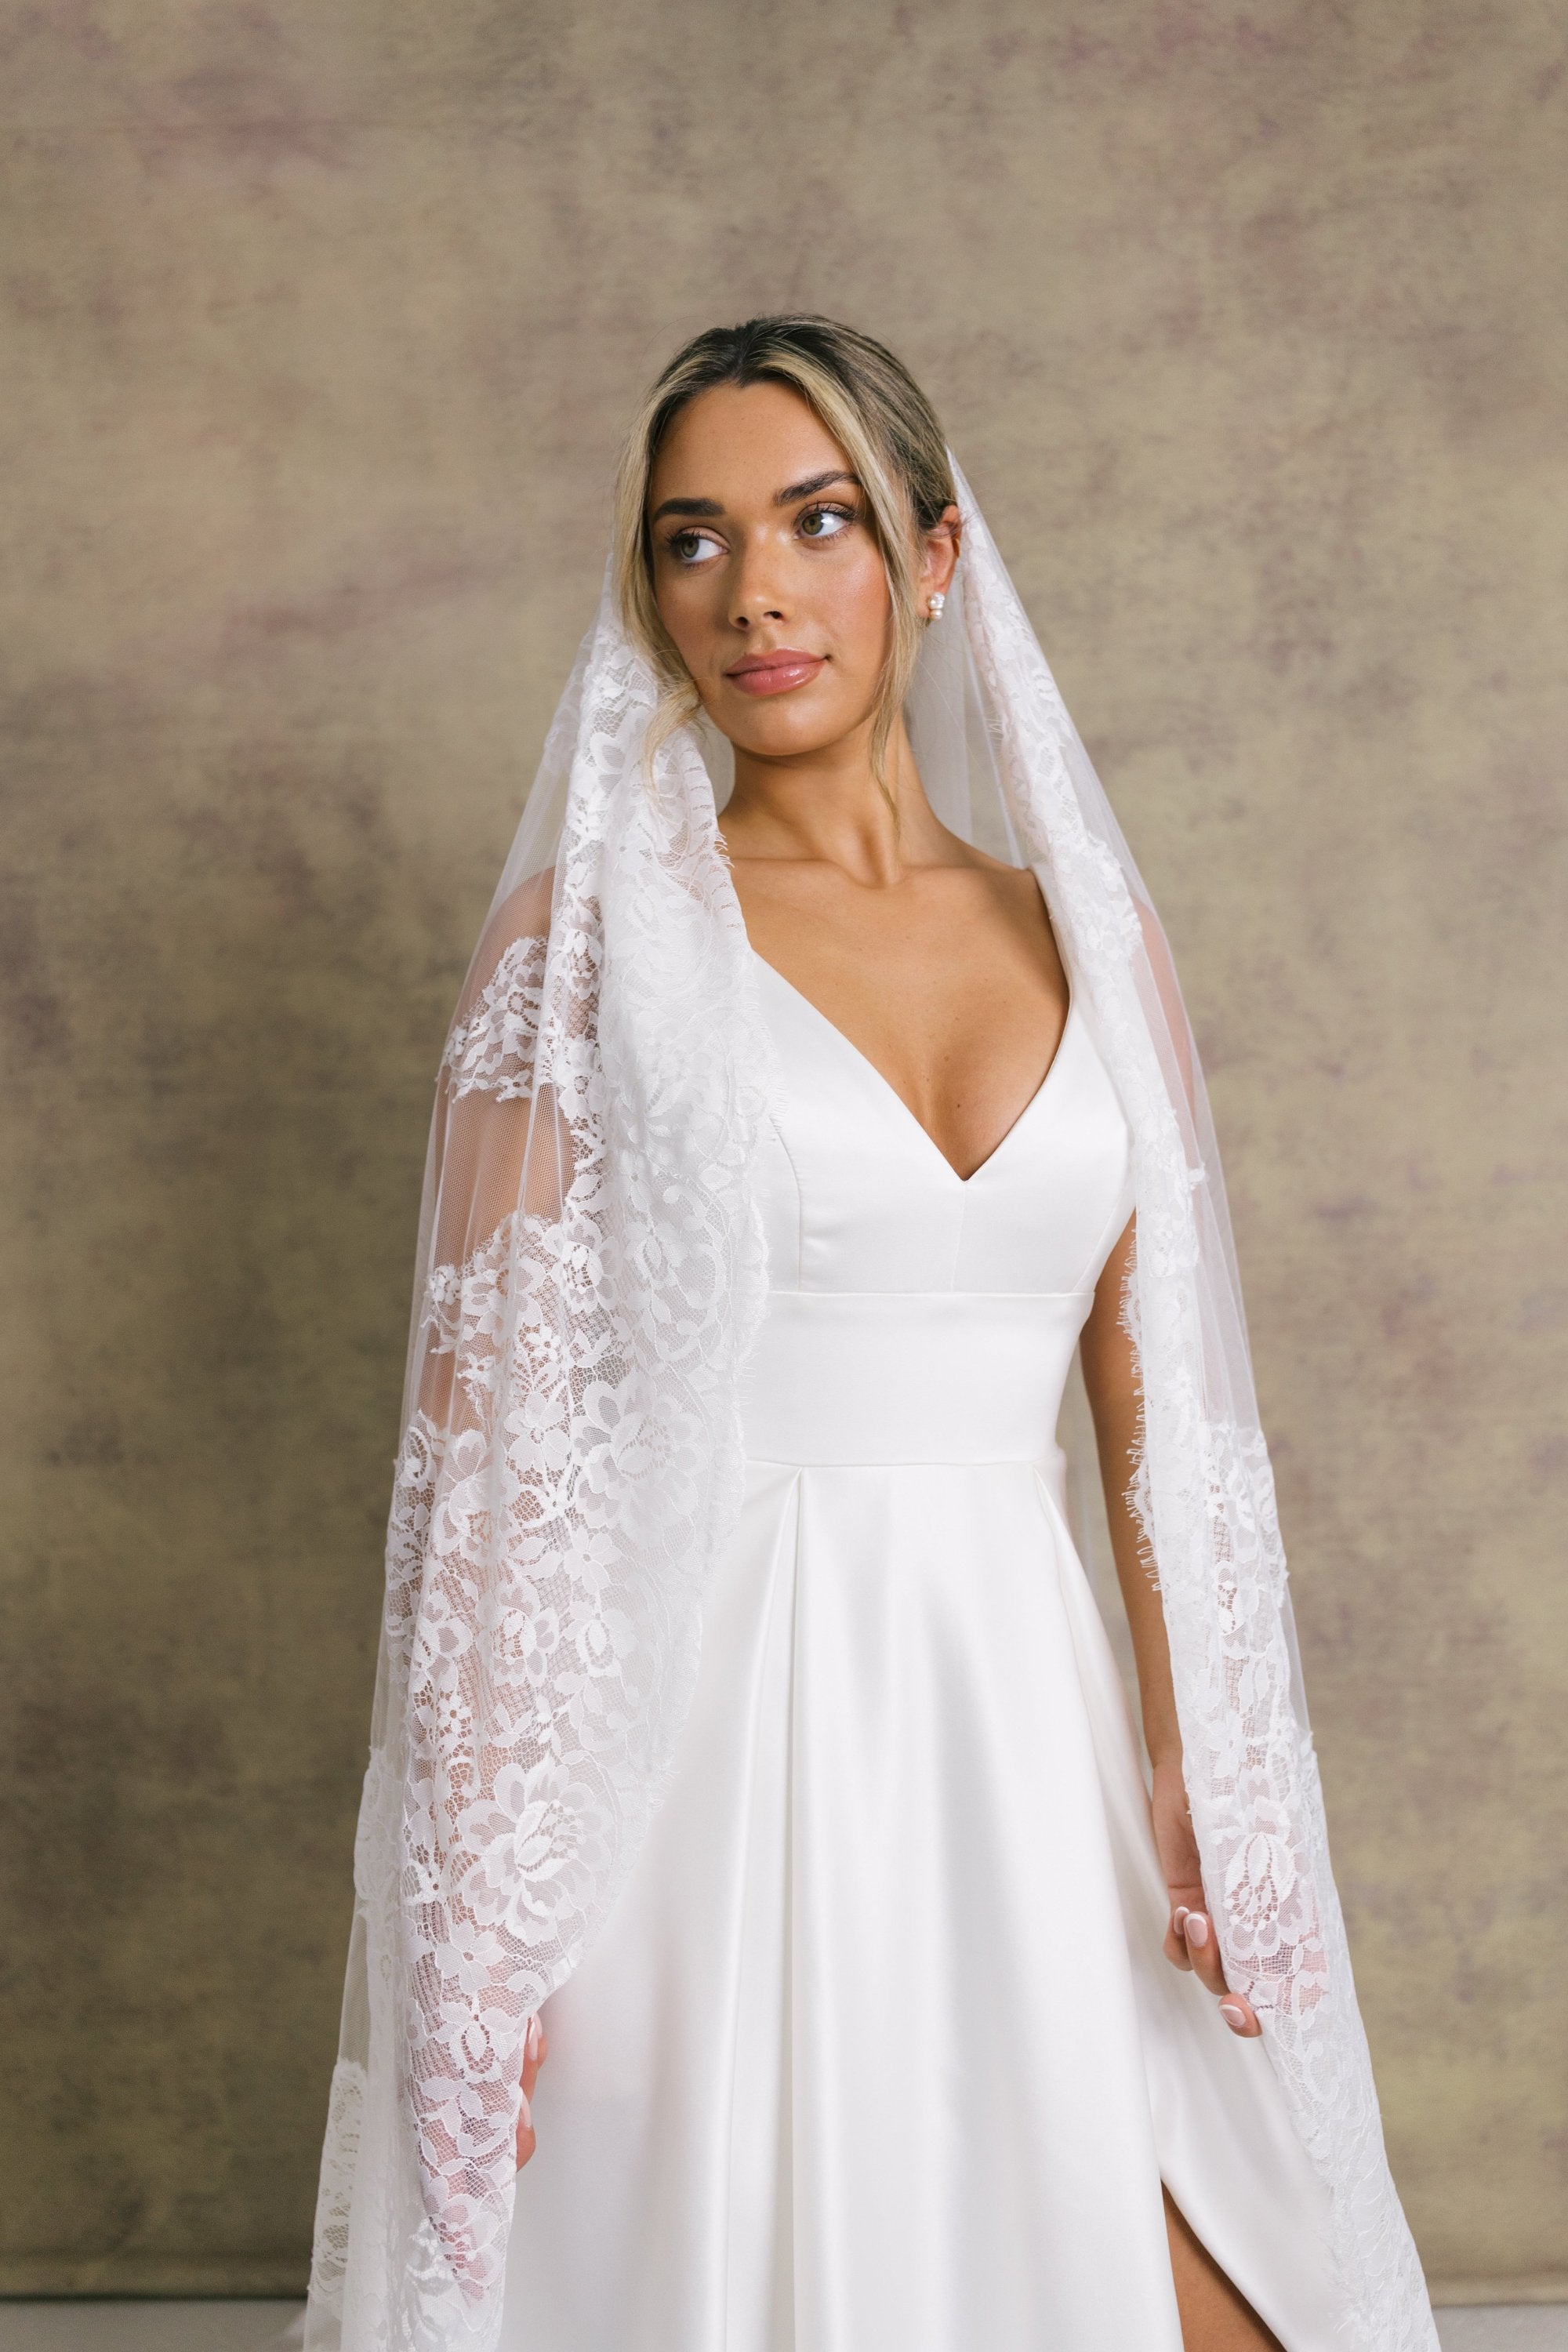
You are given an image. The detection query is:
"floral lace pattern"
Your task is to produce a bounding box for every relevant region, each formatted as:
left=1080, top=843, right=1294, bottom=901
left=307, top=2060, right=365, bottom=2321
left=307, top=602, right=772, bottom=2350
left=440, top=936, right=546, bottom=1102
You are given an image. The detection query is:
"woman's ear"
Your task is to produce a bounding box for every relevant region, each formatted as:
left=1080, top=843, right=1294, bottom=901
left=917, top=503, right=963, bottom=607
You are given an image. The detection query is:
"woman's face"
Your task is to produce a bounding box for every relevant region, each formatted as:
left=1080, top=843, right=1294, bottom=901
left=646, top=380, right=906, bottom=763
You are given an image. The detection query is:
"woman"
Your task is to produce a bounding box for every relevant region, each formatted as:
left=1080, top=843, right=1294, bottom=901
left=304, top=318, right=1436, bottom=2351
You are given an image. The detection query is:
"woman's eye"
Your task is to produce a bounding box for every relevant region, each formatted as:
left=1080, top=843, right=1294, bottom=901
left=667, top=529, right=723, bottom=565
left=799, top=505, right=853, bottom=542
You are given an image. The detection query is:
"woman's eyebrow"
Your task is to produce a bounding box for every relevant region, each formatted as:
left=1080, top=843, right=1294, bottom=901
left=775, top=470, right=860, bottom=504
left=649, top=495, right=724, bottom=522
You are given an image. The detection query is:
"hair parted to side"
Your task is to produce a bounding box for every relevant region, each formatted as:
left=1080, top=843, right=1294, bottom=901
left=612, top=315, right=956, bottom=782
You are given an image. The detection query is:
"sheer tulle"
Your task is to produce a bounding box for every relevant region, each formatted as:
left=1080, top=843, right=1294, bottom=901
left=303, top=472, right=1436, bottom=2352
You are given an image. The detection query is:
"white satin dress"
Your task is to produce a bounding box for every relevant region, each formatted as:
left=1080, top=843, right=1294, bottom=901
left=500, top=952, right=1338, bottom=2352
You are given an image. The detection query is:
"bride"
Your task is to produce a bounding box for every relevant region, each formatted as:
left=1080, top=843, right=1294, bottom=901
left=303, top=317, right=1436, bottom=2350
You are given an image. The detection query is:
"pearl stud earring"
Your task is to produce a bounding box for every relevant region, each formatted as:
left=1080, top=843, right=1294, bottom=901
left=927, top=591, right=946, bottom=620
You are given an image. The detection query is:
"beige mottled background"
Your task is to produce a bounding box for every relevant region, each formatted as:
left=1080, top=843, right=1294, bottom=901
left=2, top=0, right=1563, bottom=2308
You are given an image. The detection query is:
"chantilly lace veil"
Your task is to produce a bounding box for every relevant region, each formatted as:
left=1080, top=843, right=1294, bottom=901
left=303, top=465, right=1436, bottom=2352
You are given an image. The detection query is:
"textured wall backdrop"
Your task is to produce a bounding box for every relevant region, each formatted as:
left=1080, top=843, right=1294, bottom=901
left=2, top=0, right=1563, bottom=2304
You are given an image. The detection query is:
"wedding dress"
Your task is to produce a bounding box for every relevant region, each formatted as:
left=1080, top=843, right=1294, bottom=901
left=496, top=938, right=1338, bottom=2352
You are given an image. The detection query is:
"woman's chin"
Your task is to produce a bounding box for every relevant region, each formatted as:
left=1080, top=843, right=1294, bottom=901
left=705, top=688, right=869, bottom=765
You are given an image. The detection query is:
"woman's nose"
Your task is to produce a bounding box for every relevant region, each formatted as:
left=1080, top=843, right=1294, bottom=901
left=729, top=546, right=786, bottom=630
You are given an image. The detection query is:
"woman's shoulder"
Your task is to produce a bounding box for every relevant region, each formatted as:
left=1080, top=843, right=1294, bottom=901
left=489, top=866, right=557, bottom=946
left=454, top=867, right=557, bottom=1021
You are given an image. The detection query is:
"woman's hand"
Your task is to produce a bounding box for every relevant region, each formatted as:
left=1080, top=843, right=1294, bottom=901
left=1080, top=1227, right=1262, bottom=2046
left=1150, top=1756, right=1261, bottom=2038
left=515, top=2013, right=548, bottom=2168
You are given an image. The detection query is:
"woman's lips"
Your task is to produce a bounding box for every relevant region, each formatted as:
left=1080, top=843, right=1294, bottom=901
left=723, top=649, right=826, bottom=697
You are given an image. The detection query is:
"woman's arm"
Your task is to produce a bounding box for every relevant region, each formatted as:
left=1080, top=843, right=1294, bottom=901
left=1077, top=1214, right=1261, bottom=2038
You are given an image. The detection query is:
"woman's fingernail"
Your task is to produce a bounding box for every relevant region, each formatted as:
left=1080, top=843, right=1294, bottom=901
left=518, top=2090, right=532, bottom=2132
left=526, top=2016, right=541, bottom=2062
left=1184, top=1913, right=1210, bottom=1948
left=1219, top=2002, right=1247, bottom=2031
left=1172, top=1906, right=1189, bottom=1930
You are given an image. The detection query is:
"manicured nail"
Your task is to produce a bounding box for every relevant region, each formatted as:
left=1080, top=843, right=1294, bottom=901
left=1172, top=1906, right=1189, bottom=1930
left=1219, top=2002, right=1247, bottom=2031
left=526, top=2016, right=542, bottom=2062
left=518, top=2090, right=532, bottom=2132
left=1184, top=1913, right=1210, bottom=1948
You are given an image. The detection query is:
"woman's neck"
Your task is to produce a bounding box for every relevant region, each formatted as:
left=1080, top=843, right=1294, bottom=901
left=720, top=715, right=953, bottom=887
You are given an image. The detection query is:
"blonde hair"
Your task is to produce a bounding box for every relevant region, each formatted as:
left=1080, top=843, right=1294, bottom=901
left=612, top=315, right=956, bottom=782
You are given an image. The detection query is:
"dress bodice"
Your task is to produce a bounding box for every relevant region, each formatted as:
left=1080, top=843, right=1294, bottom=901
left=740, top=954, right=1136, bottom=1468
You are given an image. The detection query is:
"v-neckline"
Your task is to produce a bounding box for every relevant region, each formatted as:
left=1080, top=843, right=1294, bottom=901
left=750, top=950, right=1076, bottom=1188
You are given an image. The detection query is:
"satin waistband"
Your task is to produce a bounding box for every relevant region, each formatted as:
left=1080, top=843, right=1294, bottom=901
left=739, top=1290, right=1090, bottom=1467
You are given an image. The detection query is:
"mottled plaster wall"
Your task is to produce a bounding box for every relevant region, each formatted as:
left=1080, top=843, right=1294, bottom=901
left=2, top=0, right=1563, bottom=2302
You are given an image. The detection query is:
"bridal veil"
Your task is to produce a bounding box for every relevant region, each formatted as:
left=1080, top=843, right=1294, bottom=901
left=302, top=465, right=1436, bottom=2352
